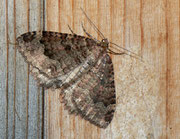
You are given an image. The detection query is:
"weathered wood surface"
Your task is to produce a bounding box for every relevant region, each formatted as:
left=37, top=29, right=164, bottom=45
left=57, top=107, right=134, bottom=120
left=0, top=0, right=44, bottom=138
left=0, top=0, right=179, bottom=139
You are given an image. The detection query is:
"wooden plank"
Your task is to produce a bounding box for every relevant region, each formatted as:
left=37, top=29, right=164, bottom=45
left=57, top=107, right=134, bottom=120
left=14, top=0, right=30, bottom=138
left=0, top=0, right=179, bottom=138
left=45, top=0, right=160, bottom=138
left=14, top=0, right=44, bottom=138
left=96, top=1, right=117, bottom=138
left=78, top=1, right=101, bottom=139
left=45, top=1, right=72, bottom=138
left=0, top=0, right=8, bottom=138
left=44, top=1, right=60, bottom=138
left=6, top=0, right=17, bottom=138
left=0, top=0, right=44, bottom=138
left=140, top=0, right=167, bottom=138
left=166, top=0, right=180, bottom=138
left=28, top=1, right=43, bottom=139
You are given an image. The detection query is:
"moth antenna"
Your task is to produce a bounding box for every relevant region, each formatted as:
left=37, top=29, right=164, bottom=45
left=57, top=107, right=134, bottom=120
left=81, top=8, right=143, bottom=61
left=80, top=7, right=106, bottom=39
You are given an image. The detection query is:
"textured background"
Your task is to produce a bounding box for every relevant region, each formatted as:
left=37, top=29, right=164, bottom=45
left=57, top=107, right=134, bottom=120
left=0, top=0, right=179, bottom=139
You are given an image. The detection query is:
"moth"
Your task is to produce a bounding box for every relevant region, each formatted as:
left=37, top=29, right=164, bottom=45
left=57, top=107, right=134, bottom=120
left=16, top=10, right=139, bottom=128
left=16, top=30, right=116, bottom=128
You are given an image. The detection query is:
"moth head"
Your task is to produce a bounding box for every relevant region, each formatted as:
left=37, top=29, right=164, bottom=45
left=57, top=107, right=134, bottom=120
left=100, top=39, right=109, bottom=49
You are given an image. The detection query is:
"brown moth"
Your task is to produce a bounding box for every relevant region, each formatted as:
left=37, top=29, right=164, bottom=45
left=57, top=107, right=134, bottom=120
left=16, top=31, right=116, bottom=128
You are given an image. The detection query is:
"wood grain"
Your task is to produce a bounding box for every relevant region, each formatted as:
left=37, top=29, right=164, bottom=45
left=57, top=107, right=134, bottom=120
left=0, top=0, right=179, bottom=138
left=0, top=0, right=7, bottom=139
left=0, top=0, right=44, bottom=138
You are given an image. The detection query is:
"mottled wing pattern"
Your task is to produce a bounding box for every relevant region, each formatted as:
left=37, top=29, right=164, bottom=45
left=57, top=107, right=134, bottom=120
left=61, top=53, right=115, bottom=128
left=16, top=31, right=102, bottom=88
left=16, top=31, right=116, bottom=128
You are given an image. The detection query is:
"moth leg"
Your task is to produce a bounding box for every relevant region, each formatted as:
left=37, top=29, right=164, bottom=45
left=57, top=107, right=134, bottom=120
left=81, top=22, right=100, bottom=43
left=67, top=25, right=76, bottom=35
left=81, top=22, right=92, bottom=38
left=107, top=49, right=125, bottom=55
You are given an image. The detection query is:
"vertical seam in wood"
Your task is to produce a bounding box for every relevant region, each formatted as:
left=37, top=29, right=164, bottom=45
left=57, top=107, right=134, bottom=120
left=38, top=0, right=41, bottom=30
left=72, top=0, right=74, bottom=30
left=48, top=93, right=51, bottom=138
left=140, top=0, right=144, bottom=57
left=41, top=89, right=45, bottom=139
left=165, top=0, right=169, bottom=138
left=59, top=101, right=63, bottom=138
left=97, top=0, right=100, bottom=40
left=13, top=0, right=17, bottom=138
left=58, top=0, right=61, bottom=31
left=26, top=1, right=30, bottom=139
left=123, top=0, right=126, bottom=49
left=83, top=1, right=86, bottom=36
left=46, top=0, right=49, bottom=30
left=42, top=0, right=45, bottom=30
left=45, top=0, right=50, bottom=29
left=109, top=0, right=113, bottom=59
left=59, top=96, right=63, bottom=138
left=37, top=87, right=40, bottom=139
left=5, top=0, right=9, bottom=138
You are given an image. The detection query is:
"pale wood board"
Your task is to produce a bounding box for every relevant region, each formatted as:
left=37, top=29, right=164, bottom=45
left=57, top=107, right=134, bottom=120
left=0, top=0, right=179, bottom=139
left=0, top=0, right=44, bottom=138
